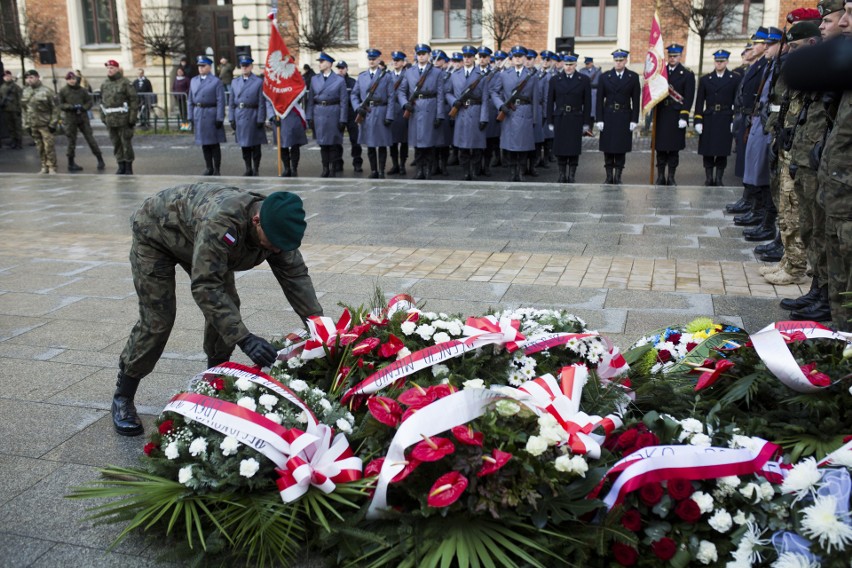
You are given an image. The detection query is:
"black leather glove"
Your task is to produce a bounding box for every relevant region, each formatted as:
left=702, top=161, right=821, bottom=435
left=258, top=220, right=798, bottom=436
left=257, top=122, right=265, bottom=129
left=237, top=333, right=278, bottom=368
left=433, top=118, right=443, bottom=129
left=338, top=121, right=346, bottom=132
left=384, top=118, right=393, bottom=127
left=479, top=121, right=487, bottom=131
left=448, top=118, right=455, bottom=128
left=452, top=100, right=463, bottom=110
left=499, top=103, right=512, bottom=114
left=215, top=120, right=224, bottom=129
left=47, top=125, right=56, bottom=134
left=74, top=104, right=83, bottom=113
left=356, top=107, right=368, bottom=118
left=307, top=119, right=314, bottom=130
left=230, top=121, right=236, bottom=130
left=403, top=102, right=415, bottom=113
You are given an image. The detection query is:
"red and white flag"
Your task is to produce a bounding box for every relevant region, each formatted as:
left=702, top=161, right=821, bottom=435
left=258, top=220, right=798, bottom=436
left=641, top=11, right=669, bottom=114
left=263, top=12, right=306, bottom=123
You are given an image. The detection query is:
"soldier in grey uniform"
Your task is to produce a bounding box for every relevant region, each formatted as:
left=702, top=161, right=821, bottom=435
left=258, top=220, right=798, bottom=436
left=446, top=44, right=489, bottom=181
left=446, top=51, right=464, bottom=168
left=352, top=48, right=395, bottom=178
left=59, top=71, right=105, bottom=172
left=578, top=57, right=602, bottom=122
left=0, top=70, right=23, bottom=149
left=490, top=45, right=539, bottom=182
left=398, top=43, right=446, bottom=179
left=267, top=96, right=308, bottom=177
left=22, top=69, right=60, bottom=174
left=596, top=49, right=641, bottom=184
left=307, top=53, right=348, bottom=177
left=477, top=47, right=499, bottom=176
left=113, top=185, right=323, bottom=436
left=546, top=53, right=591, bottom=183
left=388, top=51, right=410, bottom=176
left=188, top=55, right=227, bottom=176
left=538, top=50, right=557, bottom=167
left=524, top=49, right=543, bottom=178
left=653, top=44, right=696, bottom=186
left=228, top=56, right=267, bottom=176
left=335, top=61, right=363, bottom=174
left=100, top=60, right=138, bottom=175
left=432, top=50, right=453, bottom=176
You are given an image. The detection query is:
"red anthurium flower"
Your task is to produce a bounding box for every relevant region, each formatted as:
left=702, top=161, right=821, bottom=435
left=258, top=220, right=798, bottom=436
left=800, top=362, right=831, bottom=387
left=339, top=323, right=372, bottom=346
left=694, top=358, right=735, bottom=391
left=378, top=334, right=405, bottom=358
left=477, top=449, right=512, bottom=477
left=451, top=425, right=484, bottom=446
left=401, top=407, right=419, bottom=422
left=367, top=396, right=403, bottom=427
left=651, top=537, right=677, bottom=561
left=143, top=442, right=159, bottom=456
left=782, top=331, right=809, bottom=343
left=351, top=336, right=381, bottom=356
left=411, top=435, right=455, bottom=462
left=391, top=458, right=421, bottom=482
left=430, top=384, right=457, bottom=398
left=404, top=311, right=419, bottom=323
left=427, top=471, right=468, bottom=508
left=158, top=420, right=175, bottom=435
left=364, top=458, right=384, bottom=477
left=367, top=313, right=388, bottom=327
left=398, top=383, right=438, bottom=408
left=657, top=349, right=672, bottom=363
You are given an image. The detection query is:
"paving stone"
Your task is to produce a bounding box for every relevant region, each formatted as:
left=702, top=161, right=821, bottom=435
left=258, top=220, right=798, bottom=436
left=0, top=533, right=57, bottom=567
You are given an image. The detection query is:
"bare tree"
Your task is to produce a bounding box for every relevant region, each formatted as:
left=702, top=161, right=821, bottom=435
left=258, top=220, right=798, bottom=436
left=470, top=0, right=538, bottom=51
left=279, top=0, right=361, bottom=54
left=0, top=9, right=57, bottom=75
left=659, top=0, right=743, bottom=75
left=125, top=5, right=186, bottom=129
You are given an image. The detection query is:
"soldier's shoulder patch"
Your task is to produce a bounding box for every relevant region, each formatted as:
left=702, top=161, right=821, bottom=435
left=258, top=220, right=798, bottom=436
left=222, top=230, right=238, bottom=247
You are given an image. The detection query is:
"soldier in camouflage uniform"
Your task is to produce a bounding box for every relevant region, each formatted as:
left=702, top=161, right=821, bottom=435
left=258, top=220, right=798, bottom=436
left=58, top=71, right=105, bottom=172
left=21, top=69, right=59, bottom=174
left=100, top=60, right=138, bottom=175
left=0, top=70, right=23, bottom=149
left=113, top=184, right=324, bottom=436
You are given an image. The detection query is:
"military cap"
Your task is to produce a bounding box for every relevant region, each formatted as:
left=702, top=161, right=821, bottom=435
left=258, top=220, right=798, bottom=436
left=494, top=50, right=508, bottom=60
left=3, top=70, right=11, bottom=76
left=238, top=56, right=254, bottom=66
left=509, top=45, right=527, bottom=57
left=563, top=53, right=579, bottom=63
left=105, top=59, right=121, bottom=67
left=451, top=52, right=463, bottom=61
left=317, top=52, right=335, bottom=63
left=526, top=49, right=538, bottom=58
left=433, top=50, right=449, bottom=62
left=414, top=43, right=431, bottom=54
left=540, top=50, right=556, bottom=60
left=366, top=48, right=381, bottom=59
left=195, top=55, right=213, bottom=65
left=787, top=21, right=821, bottom=41
left=611, top=48, right=629, bottom=59
left=334, top=60, right=348, bottom=68
left=817, top=0, right=845, bottom=16
left=65, top=71, right=77, bottom=80
left=751, top=27, right=769, bottom=43
left=391, top=51, right=406, bottom=60
left=477, top=46, right=493, bottom=57
left=260, top=192, right=307, bottom=252
left=666, top=44, right=684, bottom=54
left=24, top=69, right=39, bottom=77
left=712, top=50, right=731, bottom=60
left=584, top=56, right=594, bottom=64
left=462, top=45, right=478, bottom=56
left=765, top=26, right=783, bottom=43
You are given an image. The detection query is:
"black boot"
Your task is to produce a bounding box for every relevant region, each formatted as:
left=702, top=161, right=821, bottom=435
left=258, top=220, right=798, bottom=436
left=252, top=147, right=261, bottom=176
left=281, top=157, right=292, bottom=177
left=212, top=145, right=221, bottom=176
left=614, top=168, right=623, bottom=184
left=790, top=286, right=831, bottom=321
left=605, top=166, right=614, bottom=184
left=714, top=167, right=726, bottom=187
left=568, top=165, right=577, bottom=183
left=757, top=246, right=784, bottom=263
left=448, top=148, right=459, bottom=166
left=704, top=167, right=715, bottom=186
left=202, top=146, right=214, bottom=175
left=320, top=147, right=330, bottom=177
left=525, top=154, right=539, bottom=177
left=734, top=189, right=765, bottom=226
left=780, top=278, right=822, bottom=311
left=243, top=158, right=254, bottom=176
left=95, top=153, right=106, bottom=171
left=726, top=186, right=751, bottom=214
left=116, top=161, right=126, bottom=175
left=290, top=147, right=300, bottom=177
left=743, top=207, right=777, bottom=242
left=112, top=371, right=144, bottom=436
left=557, top=163, right=567, bottom=183
left=666, top=167, right=677, bottom=186
left=511, top=159, right=521, bottom=182
left=754, top=231, right=781, bottom=254
left=124, top=161, right=133, bottom=175
left=655, top=166, right=667, bottom=185
left=68, top=156, right=83, bottom=172
left=389, top=146, right=400, bottom=174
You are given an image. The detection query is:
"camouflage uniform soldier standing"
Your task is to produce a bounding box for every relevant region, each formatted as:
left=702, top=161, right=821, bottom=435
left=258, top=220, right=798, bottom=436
left=113, top=184, right=324, bottom=436
left=189, top=55, right=227, bottom=176
left=58, top=71, right=105, bottom=172
left=228, top=56, right=267, bottom=176
left=0, top=70, right=23, bottom=149
left=100, top=60, right=138, bottom=175
left=21, top=69, right=59, bottom=174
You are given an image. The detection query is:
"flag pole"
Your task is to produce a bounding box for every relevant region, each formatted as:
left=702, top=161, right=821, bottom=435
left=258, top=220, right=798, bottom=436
left=277, top=122, right=283, bottom=177
left=649, top=107, right=657, bottom=184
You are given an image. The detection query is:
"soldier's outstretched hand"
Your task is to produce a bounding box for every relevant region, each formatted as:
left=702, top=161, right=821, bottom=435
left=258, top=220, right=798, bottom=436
left=237, top=333, right=278, bottom=368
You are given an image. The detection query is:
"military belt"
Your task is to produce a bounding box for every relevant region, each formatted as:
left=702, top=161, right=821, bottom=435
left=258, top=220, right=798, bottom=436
left=512, top=98, right=531, bottom=106
left=415, top=93, right=437, bottom=99
left=607, top=103, right=627, bottom=111
left=367, top=100, right=387, bottom=106
left=101, top=103, right=129, bottom=114
left=315, top=100, right=340, bottom=106
left=708, top=104, right=733, bottom=113
left=769, top=104, right=781, bottom=113
left=562, top=105, right=578, bottom=112
left=461, top=98, right=482, bottom=107
left=237, top=103, right=258, bottom=109
left=194, top=103, right=215, bottom=108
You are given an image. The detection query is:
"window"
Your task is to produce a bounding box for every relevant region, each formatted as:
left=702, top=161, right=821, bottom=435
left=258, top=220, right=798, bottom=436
left=82, top=0, right=119, bottom=44
left=432, top=0, right=482, bottom=40
left=720, top=0, right=764, bottom=36
left=562, top=0, right=618, bottom=38
left=337, top=0, right=358, bottom=43
left=0, top=0, right=19, bottom=43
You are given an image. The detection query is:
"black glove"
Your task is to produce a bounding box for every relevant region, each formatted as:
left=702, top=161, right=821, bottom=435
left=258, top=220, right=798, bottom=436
left=452, top=100, right=463, bottom=110
left=307, top=119, right=314, bottom=130
left=338, top=122, right=346, bottom=132
left=215, top=120, right=224, bottom=129
left=479, top=121, right=487, bottom=131
left=499, top=103, right=512, bottom=114
left=237, top=333, right=278, bottom=368
left=356, top=107, right=368, bottom=118
left=433, top=118, right=443, bottom=129
left=47, top=125, right=56, bottom=134
left=74, top=104, right=83, bottom=113
left=257, top=122, right=265, bottom=129
left=230, top=121, right=236, bottom=130
left=384, top=118, right=393, bottom=127
left=403, top=102, right=415, bottom=113
left=270, top=117, right=281, bottom=126
left=448, top=118, right=455, bottom=128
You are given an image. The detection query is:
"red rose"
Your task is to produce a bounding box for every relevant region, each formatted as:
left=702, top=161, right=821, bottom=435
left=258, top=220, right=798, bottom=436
left=614, top=429, right=639, bottom=451
left=657, top=349, right=672, bottom=363
left=632, top=432, right=660, bottom=452
left=143, top=442, right=158, bottom=456
left=208, top=377, right=225, bottom=391
left=674, top=498, right=702, bottom=523
left=158, top=420, right=174, bottom=435
left=668, top=333, right=682, bottom=344
left=651, top=537, right=677, bottom=560
left=667, top=478, right=694, bottom=501
left=639, top=482, right=664, bottom=506
left=612, top=542, right=638, bottom=566
left=685, top=341, right=698, bottom=352
left=620, top=509, right=642, bottom=531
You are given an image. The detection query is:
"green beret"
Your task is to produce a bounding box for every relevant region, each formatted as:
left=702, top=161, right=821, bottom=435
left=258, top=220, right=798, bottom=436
left=817, top=0, right=844, bottom=16
left=24, top=69, right=39, bottom=77
left=259, top=192, right=306, bottom=251
left=787, top=21, right=821, bottom=41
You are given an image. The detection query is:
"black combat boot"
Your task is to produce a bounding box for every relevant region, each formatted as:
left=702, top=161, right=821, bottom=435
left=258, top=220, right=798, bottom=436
left=614, top=168, right=623, bottom=185
left=655, top=166, right=667, bottom=185
left=704, top=167, right=715, bottom=186
left=744, top=206, right=777, bottom=241
left=726, top=186, right=751, bottom=214
left=734, top=189, right=765, bottom=226
left=116, top=161, right=126, bottom=175
left=754, top=231, right=781, bottom=254
left=124, top=161, right=133, bottom=175
left=68, top=156, right=83, bottom=172
left=95, top=153, right=105, bottom=170
left=243, top=158, right=253, bottom=176
left=511, top=159, right=521, bottom=182
left=290, top=147, right=300, bottom=177
left=368, top=150, right=379, bottom=178
left=557, top=163, right=567, bottom=183
left=568, top=165, right=577, bottom=183
left=525, top=153, right=539, bottom=177
left=790, top=286, right=831, bottom=321
left=389, top=146, right=400, bottom=174
left=780, top=278, right=822, bottom=311
left=448, top=147, right=459, bottom=166
left=714, top=167, right=726, bottom=187
left=667, top=167, right=677, bottom=186
left=281, top=158, right=292, bottom=177
left=252, top=147, right=262, bottom=176
left=320, top=147, right=330, bottom=177
left=112, top=371, right=144, bottom=436
left=605, top=166, right=614, bottom=184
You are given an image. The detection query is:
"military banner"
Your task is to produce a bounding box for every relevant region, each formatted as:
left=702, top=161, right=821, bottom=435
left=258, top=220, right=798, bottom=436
left=641, top=11, right=669, bottom=114
left=262, top=11, right=306, bottom=121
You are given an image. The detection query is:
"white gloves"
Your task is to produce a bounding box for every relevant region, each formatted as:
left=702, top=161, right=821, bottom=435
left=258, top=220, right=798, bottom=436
left=629, top=122, right=637, bottom=131
left=596, top=122, right=604, bottom=131
left=548, top=123, right=554, bottom=132
left=678, top=119, right=687, bottom=129
left=730, top=123, right=734, bottom=133
left=695, top=124, right=703, bottom=135
left=582, top=124, right=589, bottom=132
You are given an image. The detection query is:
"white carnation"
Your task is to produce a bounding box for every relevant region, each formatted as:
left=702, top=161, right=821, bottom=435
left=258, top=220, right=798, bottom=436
left=463, top=378, right=485, bottom=390
left=416, top=324, right=436, bottom=340
left=680, top=418, right=704, bottom=433
left=708, top=509, right=733, bottom=533
left=336, top=417, right=353, bottom=434
left=717, top=475, right=741, bottom=488
left=525, top=435, right=548, bottom=456
left=495, top=400, right=520, bottom=416
left=236, top=396, right=257, bottom=412
left=431, top=364, right=450, bottom=377
left=696, top=540, right=718, bottom=565
left=288, top=379, right=308, bottom=392
left=220, top=436, right=240, bottom=456
left=287, top=357, right=304, bottom=369
left=264, top=412, right=283, bottom=424
left=400, top=321, right=417, bottom=335
left=733, top=510, right=752, bottom=526
left=396, top=347, right=411, bottom=359
left=239, top=458, right=260, bottom=478
left=178, top=466, right=193, bottom=485
left=235, top=377, right=254, bottom=391
left=691, top=491, right=715, bottom=513
left=319, top=398, right=332, bottom=411
left=758, top=481, right=775, bottom=501
left=188, top=437, right=208, bottom=457
left=164, top=442, right=179, bottom=460
left=689, top=433, right=712, bottom=447
left=432, top=332, right=451, bottom=344
left=259, top=393, right=279, bottom=411
left=296, top=411, right=309, bottom=423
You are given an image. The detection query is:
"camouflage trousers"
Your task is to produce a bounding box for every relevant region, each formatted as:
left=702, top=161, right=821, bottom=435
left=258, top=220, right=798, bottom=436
left=3, top=110, right=22, bottom=143
left=793, top=166, right=827, bottom=287
left=120, top=236, right=239, bottom=379
left=31, top=126, right=56, bottom=170
left=777, top=151, right=807, bottom=275
left=108, top=125, right=135, bottom=162
left=64, top=115, right=101, bottom=157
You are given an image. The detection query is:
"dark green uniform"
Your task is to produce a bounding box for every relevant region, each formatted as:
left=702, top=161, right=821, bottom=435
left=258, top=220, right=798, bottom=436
left=99, top=71, right=138, bottom=165
left=120, top=183, right=323, bottom=379
left=0, top=78, right=23, bottom=148
left=21, top=78, right=60, bottom=172
left=58, top=82, right=102, bottom=160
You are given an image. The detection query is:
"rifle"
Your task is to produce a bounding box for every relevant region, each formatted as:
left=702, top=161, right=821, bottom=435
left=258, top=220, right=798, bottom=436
left=496, top=71, right=532, bottom=122
left=354, top=69, right=388, bottom=125
left=448, top=68, right=489, bottom=119
left=403, top=63, right=433, bottom=120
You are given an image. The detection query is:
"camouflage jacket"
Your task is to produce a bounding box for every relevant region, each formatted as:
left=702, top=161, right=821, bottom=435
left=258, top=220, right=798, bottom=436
left=21, top=80, right=59, bottom=129
left=789, top=91, right=827, bottom=169
left=130, top=183, right=323, bottom=344
left=0, top=80, right=22, bottom=113
left=59, top=84, right=93, bottom=116
left=99, top=71, right=138, bottom=127
left=818, top=90, right=852, bottom=216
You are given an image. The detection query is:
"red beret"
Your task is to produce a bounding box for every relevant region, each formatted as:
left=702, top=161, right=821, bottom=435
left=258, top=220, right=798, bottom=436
left=787, top=7, right=822, bottom=22
left=65, top=71, right=77, bottom=80
left=104, top=60, right=120, bottom=67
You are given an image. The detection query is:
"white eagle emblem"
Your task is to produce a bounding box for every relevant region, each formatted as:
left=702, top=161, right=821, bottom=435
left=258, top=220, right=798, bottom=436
left=266, top=50, right=296, bottom=82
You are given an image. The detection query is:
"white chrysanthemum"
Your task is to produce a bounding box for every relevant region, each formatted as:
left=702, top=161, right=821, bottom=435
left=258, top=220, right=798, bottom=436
left=691, top=491, right=715, bottom=514
left=319, top=398, right=332, bottom=412
left=164, top=442, right=179, bottom=460
left=708, top=509, right=733, bottom=533
left=236, top=396, right=257, bottom=412
left=463, top=378, right=485, bottom=390
left=525, top=435, right=548, bottom=456
left=800, top=494, right=852, bottom=553
left=288, top=379, right=308, bottom=392
left=396, top=347, right=411, bottom=360
left=718, top=475, right=741, bottom=488
left=259, top=393, right=279, bottom=411
left=239, top=458, right=260, bottom=478
left=431, top=364, right=450, bottom=377
left=507, top=370, right=525, bottom=386
left=432, top=331, right=451, bottom=344
left=757, top=481, right=775, bottom=501
left=220, top=436, right=240, bottom=456
left=771, top=552, right=821, bottom=568
left=335, top=417, right=352, bottom=434
left=521, top=366, right=537, bottom=379
left=235, top=376, right=254, bottom=391
left=264, top=412, right=283, bottom=424
left=781, top=458, right=821, bottom=500
left=689, top=433, right=712, bottom=447
left=495, top=400, right=520, bottom=416
left=734, top=522, right=767, bottom=564
left=178, top=466, right=193, bottom=485
left=188, top=437, right=207, bottom=457
left=416, top=324, right=436, bottom=340
left=400, top=321, right=417, bottom=335
left=287, top=357, right=304, bottom=369
left=696, top=540, right=718, bottom=565
left=681, top=418, right=704, bottom=434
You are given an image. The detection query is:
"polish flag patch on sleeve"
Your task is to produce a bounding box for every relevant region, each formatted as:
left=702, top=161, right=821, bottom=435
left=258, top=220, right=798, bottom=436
left=222, top=231, right=237, bottom=246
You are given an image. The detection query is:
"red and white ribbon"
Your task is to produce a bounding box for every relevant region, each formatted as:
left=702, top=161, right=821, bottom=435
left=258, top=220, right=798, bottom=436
left=818, top=439, right=852, bottom=467
left=276, top=424, right=363, bottom=503
left=371, top=293, right=418, bottom=319
left=277, top=328, right=310, bottom=361
left=518, top=332, right=629, bottom=379
left=301, top=309, right=354, bottom=360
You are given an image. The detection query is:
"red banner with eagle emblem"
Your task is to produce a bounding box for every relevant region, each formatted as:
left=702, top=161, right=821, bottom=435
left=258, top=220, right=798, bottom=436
left=642, top=11, right=669, bottom=114
left=263, top=12, right=306, bottom=122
